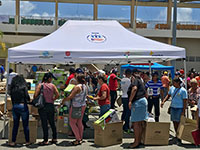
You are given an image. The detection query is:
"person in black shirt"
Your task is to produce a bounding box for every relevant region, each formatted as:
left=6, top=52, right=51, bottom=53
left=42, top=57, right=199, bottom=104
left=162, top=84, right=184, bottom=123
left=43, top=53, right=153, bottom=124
left=127, top=69, right=148, bottom=148
left=9, top=75, right=30, bottom=146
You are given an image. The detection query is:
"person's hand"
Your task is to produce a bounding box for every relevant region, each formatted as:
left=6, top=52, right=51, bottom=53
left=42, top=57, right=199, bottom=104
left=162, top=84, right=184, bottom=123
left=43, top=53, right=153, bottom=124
left=128, top=101, right=132, bottom=110
left=61, top=99, right=65, bottom=105
left=161, top=101, right=165, bottom=108
left=191, top=100, right=196, bottom=105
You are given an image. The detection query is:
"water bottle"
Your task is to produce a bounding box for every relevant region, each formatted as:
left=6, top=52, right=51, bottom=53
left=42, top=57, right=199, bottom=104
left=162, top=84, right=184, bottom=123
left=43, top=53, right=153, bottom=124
left=59, top=107, right=63, bottom=116
left=63, top=105, right=68, bottom=115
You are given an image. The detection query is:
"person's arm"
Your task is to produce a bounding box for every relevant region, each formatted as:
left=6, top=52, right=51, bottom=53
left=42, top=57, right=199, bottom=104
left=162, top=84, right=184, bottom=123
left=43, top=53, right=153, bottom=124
left=53, top=85, right=59, bottom=101
left=62, top=86, right=80, bottom=104
left=93, top=91, right=107, bottom=101
left=182, top=98, right=187, bottom=116
left=114, top=76, right=121, bottom=81
left=128, top=86, right=137, bottom=110
left=24, top=87, right=30, bottom=103
left=160, top=88, right=164, bottom=100
left=161, top=94, right=171, bottom=108
left=33, top=84, right=41, bottom=99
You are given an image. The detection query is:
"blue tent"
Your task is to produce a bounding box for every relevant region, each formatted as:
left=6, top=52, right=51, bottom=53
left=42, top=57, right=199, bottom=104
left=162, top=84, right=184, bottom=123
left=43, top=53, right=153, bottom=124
left=121, top=63, right=175, bottom=78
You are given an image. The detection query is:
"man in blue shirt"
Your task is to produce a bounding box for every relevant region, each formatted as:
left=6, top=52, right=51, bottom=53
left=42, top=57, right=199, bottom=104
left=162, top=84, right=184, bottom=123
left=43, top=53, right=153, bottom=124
left=0, top=64, right=5, bottom=82
left=145, top=72, right=164, bottom=122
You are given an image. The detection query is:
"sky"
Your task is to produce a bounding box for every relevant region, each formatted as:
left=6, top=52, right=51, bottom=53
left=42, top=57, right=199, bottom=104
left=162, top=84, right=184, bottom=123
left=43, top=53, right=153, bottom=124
left=0, top=0, right=200, bottom=23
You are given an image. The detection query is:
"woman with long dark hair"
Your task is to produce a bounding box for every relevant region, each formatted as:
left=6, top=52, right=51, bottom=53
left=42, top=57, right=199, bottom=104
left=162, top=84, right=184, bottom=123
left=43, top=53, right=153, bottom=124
left=34, top=72, right=59, bottom=145
left=62, top=74, right=87, bottom=146
left=9, top=75, right=30, bottom=146
left=88, top=75, right=110, bottom=117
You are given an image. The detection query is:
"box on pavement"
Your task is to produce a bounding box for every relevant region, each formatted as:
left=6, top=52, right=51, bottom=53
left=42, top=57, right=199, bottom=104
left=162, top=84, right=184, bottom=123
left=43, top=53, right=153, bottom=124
left=177, top=116, right=197, bottom=144
left=94, top=109, right=120, bottom=129
left=142, top=121, right=170, bottom=145
left=9, top=119, right=37, bottom=144
left=0, top=99, right=13, bottom=113
left=57, top=115, right=69, bottom=134
left=94, top=122, right=123, bottom=147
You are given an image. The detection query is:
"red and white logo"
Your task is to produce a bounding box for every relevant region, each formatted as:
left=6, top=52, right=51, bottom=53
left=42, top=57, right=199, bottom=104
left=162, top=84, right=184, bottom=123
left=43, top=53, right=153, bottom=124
left=65, top=51, right=71, bottom=56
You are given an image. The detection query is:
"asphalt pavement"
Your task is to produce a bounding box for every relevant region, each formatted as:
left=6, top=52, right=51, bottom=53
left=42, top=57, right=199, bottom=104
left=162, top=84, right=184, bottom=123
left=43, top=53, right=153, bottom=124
left=0, top=94, right=199, bottom=150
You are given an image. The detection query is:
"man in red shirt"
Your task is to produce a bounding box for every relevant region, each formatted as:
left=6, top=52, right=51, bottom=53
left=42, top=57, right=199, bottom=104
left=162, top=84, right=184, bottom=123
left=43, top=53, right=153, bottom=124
left=109, top=69, right=121, bottom=109
left=65, top=68, right=76, bottom=86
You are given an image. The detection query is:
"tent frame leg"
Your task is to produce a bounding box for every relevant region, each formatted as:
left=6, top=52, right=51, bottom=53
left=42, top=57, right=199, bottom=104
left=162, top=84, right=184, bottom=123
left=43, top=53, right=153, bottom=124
left=149, top=60, right=152, bottom=80
left=183, top=58, right=189, bottom=118
left=2, top=62, right=10, bottom=138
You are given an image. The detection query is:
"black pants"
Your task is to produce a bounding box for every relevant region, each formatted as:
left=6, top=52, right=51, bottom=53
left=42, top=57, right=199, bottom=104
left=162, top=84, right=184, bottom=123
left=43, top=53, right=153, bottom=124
left=147, top=96, right=160, bottom=122
left=38, top=103, right=57, bottom=142
left=110, top=90, right=117, bottom=109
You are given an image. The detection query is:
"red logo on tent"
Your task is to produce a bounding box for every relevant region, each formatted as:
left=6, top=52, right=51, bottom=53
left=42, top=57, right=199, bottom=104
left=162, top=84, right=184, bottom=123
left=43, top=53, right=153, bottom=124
left=65, top=51, right=70, bottom=56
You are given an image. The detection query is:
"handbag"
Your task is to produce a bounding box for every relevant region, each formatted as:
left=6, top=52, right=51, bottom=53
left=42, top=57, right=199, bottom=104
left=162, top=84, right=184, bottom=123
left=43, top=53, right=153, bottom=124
left=71, top=106, right=82, bottom=119
left=191, top=129, right=200, bottom=146
left=168, top=88, right=181, bottom=114
left=32, top=84, right=46, bottom=109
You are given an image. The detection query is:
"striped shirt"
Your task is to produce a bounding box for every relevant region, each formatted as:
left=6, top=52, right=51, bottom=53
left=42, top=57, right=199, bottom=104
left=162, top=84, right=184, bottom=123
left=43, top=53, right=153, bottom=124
left=145, top=80, right=163, bottom=96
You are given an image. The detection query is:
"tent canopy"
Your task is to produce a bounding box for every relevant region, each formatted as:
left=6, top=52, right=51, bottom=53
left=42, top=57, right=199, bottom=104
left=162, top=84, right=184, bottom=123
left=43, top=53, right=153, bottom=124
left=121, top=63, right=175, bottom=78
left=8, top=20, right=186, bottom=64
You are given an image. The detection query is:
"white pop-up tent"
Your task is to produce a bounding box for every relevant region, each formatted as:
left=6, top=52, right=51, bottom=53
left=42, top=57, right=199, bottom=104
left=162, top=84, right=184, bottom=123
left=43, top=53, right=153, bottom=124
left=8, top=20, right=186, bottom=64
left=4, top=20, right=187, bottom=137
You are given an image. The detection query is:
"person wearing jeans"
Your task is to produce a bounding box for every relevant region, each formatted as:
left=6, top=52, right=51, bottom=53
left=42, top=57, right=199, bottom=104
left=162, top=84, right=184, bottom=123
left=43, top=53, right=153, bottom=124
left=62, top=74, right=87, bottom=146
left=9, top=75, right=30, bottom=146
left=121, top=69, right=131, bottom=132
left=34, top=73, right=59, bottom=145
left=89, top=75, right=110, bottom=117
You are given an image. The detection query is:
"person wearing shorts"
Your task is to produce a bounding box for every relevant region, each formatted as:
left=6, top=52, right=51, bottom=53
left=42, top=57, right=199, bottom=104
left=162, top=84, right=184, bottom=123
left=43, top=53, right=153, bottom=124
left=161, top=78, right=188, bottom=145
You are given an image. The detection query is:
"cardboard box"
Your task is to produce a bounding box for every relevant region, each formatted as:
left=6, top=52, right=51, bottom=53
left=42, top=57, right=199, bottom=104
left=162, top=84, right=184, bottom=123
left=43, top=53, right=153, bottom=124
left=177, top=116, right=197, bottom=144
left=0, top=99, right=13, bottom=113
left=9, top=119, right=38, bottom=144
left=94, top=122, right=123, bottom=147
left=142, top=122, right=170, bottom=145
left=56, top=115, right=69, bottom=134
left=7, top=99, right=12, bottom=111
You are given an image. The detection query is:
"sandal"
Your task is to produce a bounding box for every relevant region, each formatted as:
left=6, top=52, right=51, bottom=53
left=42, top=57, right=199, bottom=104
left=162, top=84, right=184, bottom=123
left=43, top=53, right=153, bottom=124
left=8, top=142, right=16, bottom=147
left=38, top=141, right=49, bottom=146
left=25, top=142, right=32, bottom=146
left=127, top=144, right=140, bottom=149
left=49, top=139, right=57, bottom=144
left=70, top=140, right=81, bottom=146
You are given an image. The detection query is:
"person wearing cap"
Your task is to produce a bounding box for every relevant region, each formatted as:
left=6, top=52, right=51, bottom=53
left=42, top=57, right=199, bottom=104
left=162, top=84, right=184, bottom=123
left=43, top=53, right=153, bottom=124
left=34, top=73, right=59, bottom=145
left=120, top=69, right=132, bottom=133
left=188, top=78, right=200, bottom=119
left=161, top=71, right=170, bottom=100
left=65, top=67, right=76, bottom=87
left=109, top=69, right=121, bottom=109
left=161, top=78, right=188, bottom=145
left=127, top=69, right=148, bottom=148
left=145, top=72, right=164, bottom=122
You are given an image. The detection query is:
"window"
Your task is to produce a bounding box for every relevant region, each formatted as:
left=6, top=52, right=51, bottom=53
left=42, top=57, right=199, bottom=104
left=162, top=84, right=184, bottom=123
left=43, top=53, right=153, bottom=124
left=189, top=56, right=195, bottom=62
left=196, top=57, right=200, bottom=62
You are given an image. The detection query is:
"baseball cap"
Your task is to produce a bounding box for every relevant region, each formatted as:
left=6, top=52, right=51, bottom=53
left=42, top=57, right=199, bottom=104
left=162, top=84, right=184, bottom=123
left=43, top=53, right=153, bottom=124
left=75, top=68, right=84, bottom=74
left=164, top=71, right=168, bottom=75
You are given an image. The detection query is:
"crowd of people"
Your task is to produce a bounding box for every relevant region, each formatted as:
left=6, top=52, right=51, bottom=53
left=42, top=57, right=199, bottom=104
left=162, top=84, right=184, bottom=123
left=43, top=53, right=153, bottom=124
left=6, top=66, right=200, bottom=148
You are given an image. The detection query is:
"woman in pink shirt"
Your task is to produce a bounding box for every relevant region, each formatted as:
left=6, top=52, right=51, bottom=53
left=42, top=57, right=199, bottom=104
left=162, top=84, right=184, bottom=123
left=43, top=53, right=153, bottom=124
left=34, top=73, right=59, bottom=145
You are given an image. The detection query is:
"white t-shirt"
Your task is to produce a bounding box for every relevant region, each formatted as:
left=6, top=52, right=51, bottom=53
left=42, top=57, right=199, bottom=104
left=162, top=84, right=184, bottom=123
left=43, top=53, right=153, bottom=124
left=120, top=77, right=131, bottom=98
left=198, top=98, right=200, bottom=117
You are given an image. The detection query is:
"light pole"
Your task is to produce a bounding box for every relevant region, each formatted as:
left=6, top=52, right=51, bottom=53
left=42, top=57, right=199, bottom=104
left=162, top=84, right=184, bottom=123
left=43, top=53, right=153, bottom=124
left=172, top=0, right=177, bottom=46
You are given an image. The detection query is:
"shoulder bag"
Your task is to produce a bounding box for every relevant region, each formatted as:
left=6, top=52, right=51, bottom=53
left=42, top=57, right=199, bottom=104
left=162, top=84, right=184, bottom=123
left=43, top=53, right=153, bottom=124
left=168, top=87, right=181, bottom=114
left=32, top=84, right=46, bottom=109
